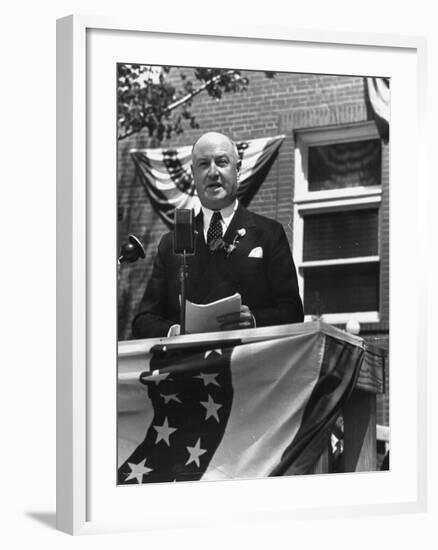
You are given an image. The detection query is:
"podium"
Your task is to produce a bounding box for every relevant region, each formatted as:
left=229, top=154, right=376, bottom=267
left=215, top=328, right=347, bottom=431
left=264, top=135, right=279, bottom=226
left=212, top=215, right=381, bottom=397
left=118, top=321, right=386, bottom=478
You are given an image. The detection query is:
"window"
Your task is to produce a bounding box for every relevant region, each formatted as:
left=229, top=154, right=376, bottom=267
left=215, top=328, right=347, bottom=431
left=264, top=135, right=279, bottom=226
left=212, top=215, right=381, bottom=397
left=293, top=122, right=382, bottom=324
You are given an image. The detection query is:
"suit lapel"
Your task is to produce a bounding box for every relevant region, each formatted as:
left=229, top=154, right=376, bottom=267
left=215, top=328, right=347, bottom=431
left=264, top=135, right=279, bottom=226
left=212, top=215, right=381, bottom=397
left=193, top=212, right=209, bottom=262
left=223, top=204, right=255, bottom=242
left=185, top=211, right=213, bottom=302
left=223, top=204, right=257, bottom=267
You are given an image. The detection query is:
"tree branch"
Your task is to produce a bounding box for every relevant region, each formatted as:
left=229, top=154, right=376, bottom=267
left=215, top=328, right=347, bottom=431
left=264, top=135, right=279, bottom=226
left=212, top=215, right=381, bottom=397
left=118, top=70, right=238, bottom=141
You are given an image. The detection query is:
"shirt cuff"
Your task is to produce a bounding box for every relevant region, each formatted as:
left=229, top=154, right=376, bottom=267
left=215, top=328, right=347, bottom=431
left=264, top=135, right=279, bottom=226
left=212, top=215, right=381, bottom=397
left=167, top=324, right=181, bottom=337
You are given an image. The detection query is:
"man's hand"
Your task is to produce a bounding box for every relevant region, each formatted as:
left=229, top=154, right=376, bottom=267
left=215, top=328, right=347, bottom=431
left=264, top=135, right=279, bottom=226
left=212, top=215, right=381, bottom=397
left=216, top=305, right=256, bottom=331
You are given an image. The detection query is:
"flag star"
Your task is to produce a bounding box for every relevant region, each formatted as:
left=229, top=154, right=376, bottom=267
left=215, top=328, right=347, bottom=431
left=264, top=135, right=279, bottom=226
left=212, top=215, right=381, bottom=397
left=148, top=370, right=170, bottom=385
left=204, top=348, right=223, bottom=359
left=200, top=394, right=222, bottom=422
left=161, top=393, right=182, bottom=404
left=153, top=417, right=177, bottom=446
left=194, top=372, right=220, bottom=387
left=125, top=459, right=153, bottom=483
left=185, top=438, right=207, bottom=468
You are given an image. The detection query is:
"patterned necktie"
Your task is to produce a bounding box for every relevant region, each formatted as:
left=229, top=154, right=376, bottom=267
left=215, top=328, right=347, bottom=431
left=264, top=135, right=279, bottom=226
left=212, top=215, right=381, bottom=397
left=206, top=211, right=223, bottom=247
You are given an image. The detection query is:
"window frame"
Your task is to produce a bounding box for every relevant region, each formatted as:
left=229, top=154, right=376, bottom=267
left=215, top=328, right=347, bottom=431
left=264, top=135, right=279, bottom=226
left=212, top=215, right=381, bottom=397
left=293, top=122, right=383, bottom=324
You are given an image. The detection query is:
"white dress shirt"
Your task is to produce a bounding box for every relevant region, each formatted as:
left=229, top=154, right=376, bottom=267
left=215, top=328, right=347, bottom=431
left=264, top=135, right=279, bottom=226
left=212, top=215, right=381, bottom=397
left=201, top=200, right=239, bottom=242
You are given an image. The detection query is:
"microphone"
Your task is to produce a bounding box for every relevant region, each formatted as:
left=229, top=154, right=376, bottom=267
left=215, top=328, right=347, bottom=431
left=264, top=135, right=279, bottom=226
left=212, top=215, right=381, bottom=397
left=174, top=208, right=195, bottom=255
left=173, top=208, right=195, bottom=335
left=118, top=234, right=146, bottom=264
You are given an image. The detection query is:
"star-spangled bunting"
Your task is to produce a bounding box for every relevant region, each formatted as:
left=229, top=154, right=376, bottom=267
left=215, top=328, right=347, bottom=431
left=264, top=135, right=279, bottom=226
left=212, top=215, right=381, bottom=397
left=118, top=325, right=385, bottom=484
left=118, top=345, right=234, bottom=483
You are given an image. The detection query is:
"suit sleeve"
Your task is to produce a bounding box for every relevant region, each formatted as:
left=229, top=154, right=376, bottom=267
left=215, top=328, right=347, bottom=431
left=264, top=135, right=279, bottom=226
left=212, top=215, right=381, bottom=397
left=252, top=224, right=304, bottom=327
left=131, top=236, right=174, bottom=339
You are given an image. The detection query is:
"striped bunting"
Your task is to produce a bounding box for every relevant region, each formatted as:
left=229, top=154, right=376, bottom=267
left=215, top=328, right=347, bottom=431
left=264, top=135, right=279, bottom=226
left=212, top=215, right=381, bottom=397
left=365, top=77, right=390, bottom=142
left=117, top=325, right=371, bottom=483
left=130, top=135, right=286, bottom=228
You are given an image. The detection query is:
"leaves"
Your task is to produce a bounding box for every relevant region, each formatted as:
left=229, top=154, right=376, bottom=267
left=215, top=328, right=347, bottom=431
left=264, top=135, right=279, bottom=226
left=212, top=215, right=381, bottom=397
left=117, top=64, right=264, bottom=142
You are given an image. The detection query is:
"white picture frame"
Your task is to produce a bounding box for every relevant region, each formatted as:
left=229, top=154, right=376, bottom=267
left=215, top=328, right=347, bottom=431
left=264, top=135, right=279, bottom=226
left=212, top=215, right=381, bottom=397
left=56, top=15, right=427, bottom=535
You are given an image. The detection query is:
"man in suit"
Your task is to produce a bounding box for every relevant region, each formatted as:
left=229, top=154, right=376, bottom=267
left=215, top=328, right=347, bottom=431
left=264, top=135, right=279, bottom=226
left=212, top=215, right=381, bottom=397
left=132, top=131, right=304, bottom=338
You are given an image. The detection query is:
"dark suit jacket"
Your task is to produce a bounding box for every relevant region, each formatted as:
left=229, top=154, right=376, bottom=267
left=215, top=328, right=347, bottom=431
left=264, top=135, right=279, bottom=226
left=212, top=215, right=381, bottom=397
left=132, top=205, right=304, bottom=338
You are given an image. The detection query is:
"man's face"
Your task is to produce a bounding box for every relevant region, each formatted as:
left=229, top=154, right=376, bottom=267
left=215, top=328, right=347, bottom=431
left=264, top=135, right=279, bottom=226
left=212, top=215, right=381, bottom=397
left=191, top=133, right=240, bottom=210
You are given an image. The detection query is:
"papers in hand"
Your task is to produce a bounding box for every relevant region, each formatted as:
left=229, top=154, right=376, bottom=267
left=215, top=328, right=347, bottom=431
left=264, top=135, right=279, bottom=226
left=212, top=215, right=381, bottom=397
left=185, top=293, right=242, bottom=334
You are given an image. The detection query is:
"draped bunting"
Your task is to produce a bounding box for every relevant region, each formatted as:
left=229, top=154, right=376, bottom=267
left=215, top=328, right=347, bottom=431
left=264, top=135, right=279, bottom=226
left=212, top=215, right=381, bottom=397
left=308, top=139, right=382, bottom=191
left=117, top=323, right=372, bottom=483
left=365, top=77, right=390, bottom=142
left=130, top=135, right=286, bottom=228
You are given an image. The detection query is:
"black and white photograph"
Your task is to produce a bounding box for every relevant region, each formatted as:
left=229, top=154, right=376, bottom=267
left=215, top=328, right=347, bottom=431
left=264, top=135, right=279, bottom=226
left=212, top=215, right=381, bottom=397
left=0, top=0, right=434, bottom=544
left=116, top=63, right=390, bottom=484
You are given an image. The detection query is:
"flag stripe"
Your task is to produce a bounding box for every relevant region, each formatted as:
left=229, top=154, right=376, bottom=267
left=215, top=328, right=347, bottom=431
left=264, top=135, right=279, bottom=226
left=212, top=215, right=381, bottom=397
left=270, top=334, right=363, bottom=476
left=365, top=77, right=390, bottom=142
left=366, top=77, right=390, bottom=123
left=203, top=331, right=324, bottom=480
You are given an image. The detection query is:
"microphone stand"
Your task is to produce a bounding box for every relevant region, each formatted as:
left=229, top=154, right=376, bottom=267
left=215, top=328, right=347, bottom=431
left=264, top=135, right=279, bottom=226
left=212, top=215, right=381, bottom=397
left=179, top=250, right=187, bottom=335
left=174, top=207, right=195, bottom=336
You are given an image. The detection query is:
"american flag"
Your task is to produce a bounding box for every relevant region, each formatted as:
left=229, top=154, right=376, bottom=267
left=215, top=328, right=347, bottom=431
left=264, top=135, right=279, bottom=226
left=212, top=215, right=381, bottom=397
left=117, top=323, right=378, bottom=484
left=130, top=135, right=285, bottom=228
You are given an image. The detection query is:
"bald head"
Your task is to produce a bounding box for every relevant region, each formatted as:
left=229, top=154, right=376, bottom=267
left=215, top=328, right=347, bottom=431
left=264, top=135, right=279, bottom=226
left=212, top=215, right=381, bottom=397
left=192, top=132, right=239, bottom=164
left=191, top=132, right=241, bottom=210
